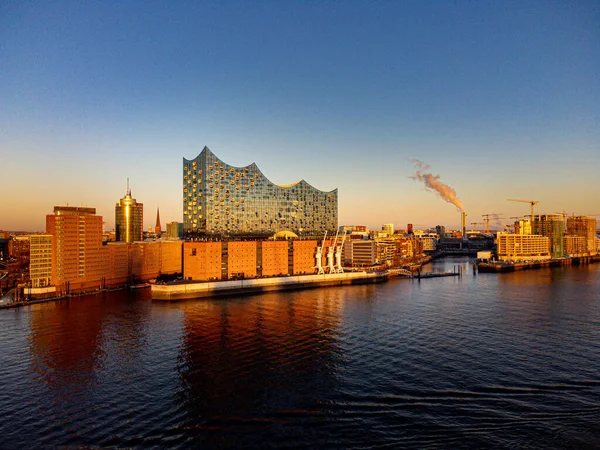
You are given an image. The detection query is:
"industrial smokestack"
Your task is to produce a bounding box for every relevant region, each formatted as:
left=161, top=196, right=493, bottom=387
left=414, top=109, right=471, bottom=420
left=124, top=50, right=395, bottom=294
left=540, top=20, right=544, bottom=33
left=411, top=159, right=464, bottom=211
left=461, top=212, right=467, bottom=240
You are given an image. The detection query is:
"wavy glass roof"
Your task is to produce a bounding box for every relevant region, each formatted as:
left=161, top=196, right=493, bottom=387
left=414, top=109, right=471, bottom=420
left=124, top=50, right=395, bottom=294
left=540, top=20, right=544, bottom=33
left=183, top=147, right=338, bottom=236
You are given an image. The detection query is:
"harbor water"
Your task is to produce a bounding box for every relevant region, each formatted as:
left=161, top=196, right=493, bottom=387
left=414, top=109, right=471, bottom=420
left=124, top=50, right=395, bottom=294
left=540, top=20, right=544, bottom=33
left=1, top=257, right=599, bottom=448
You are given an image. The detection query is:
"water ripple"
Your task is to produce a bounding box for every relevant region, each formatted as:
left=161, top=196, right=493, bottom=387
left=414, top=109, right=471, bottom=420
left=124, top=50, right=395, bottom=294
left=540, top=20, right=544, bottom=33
left=0, top=260, right=599, bottom=448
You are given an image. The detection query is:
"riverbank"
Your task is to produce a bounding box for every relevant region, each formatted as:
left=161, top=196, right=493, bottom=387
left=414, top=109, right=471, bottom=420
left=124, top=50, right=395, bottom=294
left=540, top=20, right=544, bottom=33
left=151, top=271, right=388, bottom=301
left=477, top=254, right=600, bottom=273
left=0, top=285, right=134, bottom=310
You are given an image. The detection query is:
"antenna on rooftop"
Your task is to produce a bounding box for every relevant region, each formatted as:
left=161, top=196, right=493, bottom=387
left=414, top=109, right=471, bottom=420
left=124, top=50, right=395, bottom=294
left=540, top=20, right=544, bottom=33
left=127, top=178, right=131, bottom=195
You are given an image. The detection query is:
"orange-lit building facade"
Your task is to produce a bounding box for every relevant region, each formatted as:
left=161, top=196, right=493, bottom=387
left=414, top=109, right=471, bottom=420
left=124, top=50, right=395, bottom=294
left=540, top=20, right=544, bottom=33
left=46, top=207, right=106, bottom=292
left=261, top=241, right=289, bottom=276
left=31, top=206, right=182, bottom=296
left=184, top=242, right=222, bottom=281
left=183, top=239, right=345, bottom=281
left=227, top=241, right=257, bottom=278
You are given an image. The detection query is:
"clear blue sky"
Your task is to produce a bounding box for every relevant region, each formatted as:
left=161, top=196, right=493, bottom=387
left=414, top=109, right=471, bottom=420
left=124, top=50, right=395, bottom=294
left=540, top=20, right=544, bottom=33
left=1, top=1, right=599, bottom=231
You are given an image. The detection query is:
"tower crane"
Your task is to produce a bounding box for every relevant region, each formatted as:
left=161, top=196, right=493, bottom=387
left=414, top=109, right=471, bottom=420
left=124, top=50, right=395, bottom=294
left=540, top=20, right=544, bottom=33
left=507, top=199, right=539, bottom=221
left=470, top=222, right=484, bottom=232
left=482, top=213, right=503, bottom=234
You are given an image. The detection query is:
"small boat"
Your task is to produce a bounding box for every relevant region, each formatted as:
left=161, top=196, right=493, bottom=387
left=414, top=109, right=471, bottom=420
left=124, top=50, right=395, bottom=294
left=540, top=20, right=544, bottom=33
left=129, top=283, right=150, bottom=289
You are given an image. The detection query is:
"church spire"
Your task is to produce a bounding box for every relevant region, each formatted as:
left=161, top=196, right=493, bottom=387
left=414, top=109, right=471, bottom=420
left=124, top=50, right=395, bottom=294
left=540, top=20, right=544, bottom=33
left=154, top=207, right=162, bottom=234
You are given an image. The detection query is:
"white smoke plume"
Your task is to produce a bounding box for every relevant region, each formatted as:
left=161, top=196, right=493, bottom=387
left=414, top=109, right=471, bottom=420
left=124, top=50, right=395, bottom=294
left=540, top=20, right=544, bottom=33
left=410, top=159, right=464, bottom=212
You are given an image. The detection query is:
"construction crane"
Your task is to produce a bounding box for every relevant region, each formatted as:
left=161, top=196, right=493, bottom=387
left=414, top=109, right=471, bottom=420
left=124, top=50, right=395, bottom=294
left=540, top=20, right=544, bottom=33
left=482, top=213, right=503, bottom=234
left=507, top=199, right=539, bottom=221
left=470, top=222, right=484, bottom=232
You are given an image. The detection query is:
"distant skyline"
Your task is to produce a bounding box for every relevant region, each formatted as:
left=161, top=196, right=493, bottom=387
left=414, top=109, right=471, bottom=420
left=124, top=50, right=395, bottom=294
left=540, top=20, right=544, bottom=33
left=1, top=1, right=599, bottom=231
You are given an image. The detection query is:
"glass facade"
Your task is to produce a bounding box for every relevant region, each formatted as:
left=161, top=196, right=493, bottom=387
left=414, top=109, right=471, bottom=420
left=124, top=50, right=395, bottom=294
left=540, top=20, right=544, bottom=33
left=115, top=191, right=144, bottom=243
left=183, top=147, right=338, bottom=237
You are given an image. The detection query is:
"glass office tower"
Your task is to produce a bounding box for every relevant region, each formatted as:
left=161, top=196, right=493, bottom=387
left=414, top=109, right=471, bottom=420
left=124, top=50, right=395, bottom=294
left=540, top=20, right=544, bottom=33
left=183, top=147, right=338, bottom=237
left=115, top=188, right=144, bottom=243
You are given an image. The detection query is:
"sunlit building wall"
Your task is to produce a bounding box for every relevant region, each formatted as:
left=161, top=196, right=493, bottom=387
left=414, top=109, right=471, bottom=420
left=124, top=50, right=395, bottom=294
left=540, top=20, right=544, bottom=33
left=564, top=236, right=588, bottom=257
left=514, top=219, right=532, bottom=235
left=227, top=241, right=258, bottom=278
left=29, top=234, right=52, bottom=288
left=496, top=232, right=551, bottom=261
left=38, top=205, right=182, bottom=295
left=166, top=222, right=184, bottom=239
left=376, top=241, right=396, bottom=265
left=184, top=242, right=223, bottom=281
left=261, top=241, right=289, bottom=276
left=183, top=240, right=336, bottom=281
left=292, top=240, right=320, bottom=275
left=183, top=147, right=338, bottom=236
left=127, top=241, right=182, bottom=281
left=343, top=240, right=376, bottom=266
left=46, top=206, right=106, bottom=292
left=416, top=234, right=437, bottom=252
left=106, top=242, right=130, bottom=285
left=393, top=238, right=414, bottom=263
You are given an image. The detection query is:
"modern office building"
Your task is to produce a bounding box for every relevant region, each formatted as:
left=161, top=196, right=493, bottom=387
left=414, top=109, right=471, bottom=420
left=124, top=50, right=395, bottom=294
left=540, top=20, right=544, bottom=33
left=183, top=147, right=338, bottom=236
left=343, top=240, right=377, bottom=266
left=115, top=186, right=143, bottom=243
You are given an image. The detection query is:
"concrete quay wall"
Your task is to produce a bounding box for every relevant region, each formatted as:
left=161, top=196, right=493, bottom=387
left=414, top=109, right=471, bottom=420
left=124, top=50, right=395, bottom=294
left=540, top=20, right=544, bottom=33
left=151, top=272, right=385, bottom=301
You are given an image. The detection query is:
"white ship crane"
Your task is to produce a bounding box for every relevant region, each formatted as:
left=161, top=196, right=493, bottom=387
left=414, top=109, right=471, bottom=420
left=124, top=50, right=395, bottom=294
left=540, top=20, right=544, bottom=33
left=314, top=231, right=327, bottom=275
left=334, top=231, right=346, bottom=273
left=326, top=230, right=338, bottom=273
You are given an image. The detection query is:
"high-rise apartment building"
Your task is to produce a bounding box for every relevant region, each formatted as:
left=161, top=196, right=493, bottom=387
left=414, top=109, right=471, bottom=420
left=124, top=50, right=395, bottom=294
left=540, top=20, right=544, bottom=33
left=115, top=186, right=143, bottom=243
left=382, top=224, right=394, bottom=236
left=183, top=147, right=338, bottom=236
left=46, top=207, right=106, bottom=289
left=29, top=234, right=52, bottom=288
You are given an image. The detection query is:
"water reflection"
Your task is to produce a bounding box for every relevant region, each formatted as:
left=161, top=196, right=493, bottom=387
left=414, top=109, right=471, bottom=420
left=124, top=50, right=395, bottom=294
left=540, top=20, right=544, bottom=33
left=175, top=290, right=345, bottom=428
left=0, top=262, right=597, bottom=448
left=28, top=290, right=150, bottom=402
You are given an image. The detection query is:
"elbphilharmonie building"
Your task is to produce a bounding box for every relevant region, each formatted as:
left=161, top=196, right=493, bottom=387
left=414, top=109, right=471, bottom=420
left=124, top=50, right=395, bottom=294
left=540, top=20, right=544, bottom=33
left=183, top=147, right=338, bottom=236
